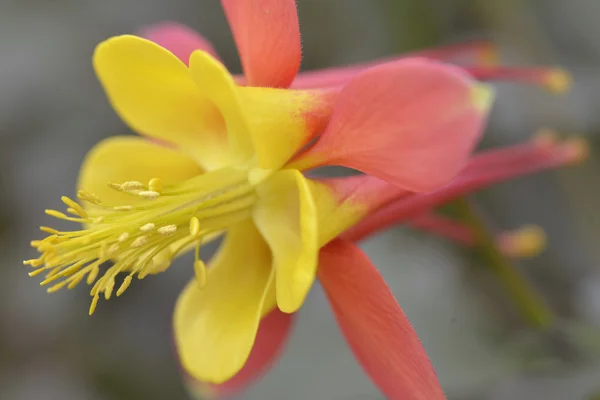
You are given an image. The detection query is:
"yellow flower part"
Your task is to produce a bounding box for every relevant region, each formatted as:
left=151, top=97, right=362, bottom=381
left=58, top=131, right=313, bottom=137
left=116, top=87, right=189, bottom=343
left=24, top=35, right=347, bottom=383
left=25, top=33, right=491, bottom=384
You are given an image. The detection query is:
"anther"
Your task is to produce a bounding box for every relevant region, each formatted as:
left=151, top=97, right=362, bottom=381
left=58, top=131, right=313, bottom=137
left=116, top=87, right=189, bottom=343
left=45, top=209, right=69, bottom=219
left=77, top=190, right=101, bottom=205
left=116, top=276, right=132, bottom=297
left=157, top=225, right=177, bottom=236
left=45, top=266, right=63, bottom=279
left=140, top=223, right=155, bottom=232
left=58, top=260, right=85, bottom=277
left=47, top=280, right=69, bottom=293
left=104, top=278, right=115, bottom=300
left=40, top=226, right=60, bottom=235
left=90, top=280, right=102, bottom=297
left=121, top=181, right=145, bottom=191
left=87, top=265, right=100, bottom=285
left=118, top=232, right=130, bottom=242
left=130, top=236, right=148, bottom=248
left=107, top=182, right=124, bottom=192
left=28, top=267, right=50, bottom=277
left=23, top=258, right=44, bottom=267
left=148, top=178, right=163, bottom=193
left=67, top=273, right=86, bottom=290
left=40, top=268, right=66, bottom=285
left=138, top=191, right=160, bottom=199
left=107, top=243, right=120, bottom=256
left=89, top=295, right=99, bottom=315
left=189, top=217, right=201, bottom=237
left=137, top=259, right=155, bottom=280
left=113, top=205, right=133, bottom=211
left=61, top=196, right=88, bottom=218
left=100, top=242, right=108, bottom=259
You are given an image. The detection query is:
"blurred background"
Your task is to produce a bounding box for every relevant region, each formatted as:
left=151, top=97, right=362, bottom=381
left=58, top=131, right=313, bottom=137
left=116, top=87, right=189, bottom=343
left=1, top=0, right=599, bottom=399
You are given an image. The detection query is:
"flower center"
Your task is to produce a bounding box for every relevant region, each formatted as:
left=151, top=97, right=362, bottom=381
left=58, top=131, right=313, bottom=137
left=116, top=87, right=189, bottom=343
left=24, top=166, right=256, bottom=314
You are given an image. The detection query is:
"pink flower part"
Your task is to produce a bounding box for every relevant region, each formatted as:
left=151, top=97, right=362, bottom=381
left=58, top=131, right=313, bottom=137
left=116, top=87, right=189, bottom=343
left=221, top=0, right=301, bottom=88
left=318, top=239, right=446, bottom=400
left=290, top=58, right=491, bottom=192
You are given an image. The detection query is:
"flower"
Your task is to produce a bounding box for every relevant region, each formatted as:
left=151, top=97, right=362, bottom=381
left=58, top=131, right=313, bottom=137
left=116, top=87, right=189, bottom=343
left=24, top=0, right=492, bottom=399
left=24, top=0, right=582, bottom=399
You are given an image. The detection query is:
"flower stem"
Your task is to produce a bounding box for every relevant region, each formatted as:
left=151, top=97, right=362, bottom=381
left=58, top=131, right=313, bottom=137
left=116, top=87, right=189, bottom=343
left=453, top=198, right=555, bottom=329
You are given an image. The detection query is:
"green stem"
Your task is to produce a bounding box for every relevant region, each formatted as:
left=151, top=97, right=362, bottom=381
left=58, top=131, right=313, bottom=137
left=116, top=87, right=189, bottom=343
left=454, top=198, right=555, bottom=329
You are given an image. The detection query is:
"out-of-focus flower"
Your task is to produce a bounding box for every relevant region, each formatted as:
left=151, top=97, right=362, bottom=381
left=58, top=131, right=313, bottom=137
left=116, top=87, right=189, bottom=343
left=23, top=1, right=494, bottom=399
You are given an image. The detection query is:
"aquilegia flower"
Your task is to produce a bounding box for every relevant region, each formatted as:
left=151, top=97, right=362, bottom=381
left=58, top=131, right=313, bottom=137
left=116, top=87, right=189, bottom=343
left=24, top=0, right=582, bottom=399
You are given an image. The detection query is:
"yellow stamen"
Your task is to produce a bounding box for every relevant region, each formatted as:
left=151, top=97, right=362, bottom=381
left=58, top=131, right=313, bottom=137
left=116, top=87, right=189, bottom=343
left=107, top=243, right=120, bottom=256
left=47, top=280, right=70, bottom=293
left=45, top=209, right=87, bottom=223
left=140, top=223, right=155, bottom=232
left=121, top=181, right=145, bottom=191
left=26, top=166, right=256, bottom=314
left=28, top=267, right=51, bottom=277
left=194, top=260, right=207, bottom=288
left=138, top=190, right=160, bottom=199
left=62, top=196, right=88, bottom=218
left=89, top=295, right=99, bottom=315
left=157, top=225, right=177, bottom=236
left=77, top=190, right=101, bottom=205
left=189, top=217, right=201, bottom=237
left=45, top=266, right=63, bottom=279
left=40, top=226, right=60, bottom=235
left=86, top=265, right=100, bottom=285
left=23, top=258, right=44, bottom=268
left=131, top=236, right=148, bottom=248
left=107, top=182, right=124, bottom=192
left=117, top=276, right=133, bottom=297
left=104, top=278, right=115, bottom=300
left=114, top=205, right=133, bottom=211
left=57, top=260, right=86, bottom=277
left=67, top=273, right=86, bottom=289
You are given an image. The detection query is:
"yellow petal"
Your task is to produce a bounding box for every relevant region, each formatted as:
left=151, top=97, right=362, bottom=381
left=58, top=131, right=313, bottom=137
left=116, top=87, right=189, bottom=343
left=78, top=136, right=202, bottom=206
left=188, top=50, right=255, bottom=163
left=253, top=170, right=318, bottom=313
left=174, top=220, right=276, bottom=384
left=94, top=35, right=232, bottom=170
left=189, top=50, right=336, bottom=170
left=306, top=175, right=406, bottom=246
left=238, top=86, right=335, bottom=170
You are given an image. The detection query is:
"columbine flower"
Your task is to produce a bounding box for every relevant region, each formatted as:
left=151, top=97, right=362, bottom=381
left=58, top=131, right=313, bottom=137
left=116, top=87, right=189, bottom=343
left=24, top=1, right=491, bottom=399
